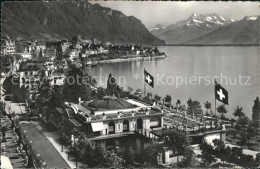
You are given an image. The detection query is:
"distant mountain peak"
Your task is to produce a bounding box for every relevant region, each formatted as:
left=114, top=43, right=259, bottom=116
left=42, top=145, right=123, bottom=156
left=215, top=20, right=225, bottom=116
left=244, top=15, right=260, bottom=21
left=149, top=24, right=166, bottom=31
left=184, top=13, right=234, bottom=27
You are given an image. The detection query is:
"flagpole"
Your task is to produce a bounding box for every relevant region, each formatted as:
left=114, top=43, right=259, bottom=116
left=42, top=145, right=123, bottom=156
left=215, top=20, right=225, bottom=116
left=144, top=76, right=146, bottom=98
left=214, top=80, right=217, bottom=116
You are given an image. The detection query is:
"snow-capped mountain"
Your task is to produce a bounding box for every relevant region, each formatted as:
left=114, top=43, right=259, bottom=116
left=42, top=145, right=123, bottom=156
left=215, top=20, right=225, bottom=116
left=149, top=24, right=166, bottom=31
left=182, top=13, right=234, bottom=27
left=149, top=13, right=235, bottom=44
left=186, top=15, right=260, bottom=45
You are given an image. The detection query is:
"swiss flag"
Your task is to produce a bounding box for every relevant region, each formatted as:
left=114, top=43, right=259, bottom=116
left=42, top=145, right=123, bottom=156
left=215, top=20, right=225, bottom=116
left=144, top=69, right=154, bottom=88
left=215, top=83, right=228, bottom=105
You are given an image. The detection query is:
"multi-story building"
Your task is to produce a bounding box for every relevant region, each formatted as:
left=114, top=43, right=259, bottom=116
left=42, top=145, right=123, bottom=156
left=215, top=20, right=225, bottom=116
left=49, top=96, right=165, bottom=154
left=1, top=37, right=16, bottom=55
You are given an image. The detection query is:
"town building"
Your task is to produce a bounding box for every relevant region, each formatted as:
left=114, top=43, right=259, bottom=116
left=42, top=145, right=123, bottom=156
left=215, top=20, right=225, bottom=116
left=49, top=96, right=165, bottom=154
left=1, top=36, right=16, bottom=55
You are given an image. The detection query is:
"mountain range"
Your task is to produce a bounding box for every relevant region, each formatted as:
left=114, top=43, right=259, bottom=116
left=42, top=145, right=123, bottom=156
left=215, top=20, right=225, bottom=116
left=2, top=1, right=165, bottom=45
left=149, top=13, right=259, bottom=45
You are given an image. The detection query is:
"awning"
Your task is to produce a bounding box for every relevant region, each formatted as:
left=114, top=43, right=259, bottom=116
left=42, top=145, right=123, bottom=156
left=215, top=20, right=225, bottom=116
left=1, top=156, right=13, bottom=169
left=91, top=122, right=104, bottom=132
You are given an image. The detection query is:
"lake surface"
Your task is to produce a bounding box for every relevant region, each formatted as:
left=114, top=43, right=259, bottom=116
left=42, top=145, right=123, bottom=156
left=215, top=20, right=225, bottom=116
left=87, top=46, right=260, bottom=119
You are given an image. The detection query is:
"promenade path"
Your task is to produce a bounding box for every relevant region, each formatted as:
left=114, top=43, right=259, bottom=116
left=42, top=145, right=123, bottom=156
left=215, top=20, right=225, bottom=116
left=30, top=121, right=82, bottom=168
left=20, top=122, right=70, bottom=168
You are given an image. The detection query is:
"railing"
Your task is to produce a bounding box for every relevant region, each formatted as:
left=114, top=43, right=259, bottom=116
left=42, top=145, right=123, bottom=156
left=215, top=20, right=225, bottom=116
left=135, top=128, right=160, bottom=141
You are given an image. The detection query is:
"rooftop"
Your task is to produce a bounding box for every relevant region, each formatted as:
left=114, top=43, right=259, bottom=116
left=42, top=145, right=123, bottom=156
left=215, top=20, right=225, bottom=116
left=87, top=96, right=137, bottom=110
left=19, top=61, right=44, bottom=72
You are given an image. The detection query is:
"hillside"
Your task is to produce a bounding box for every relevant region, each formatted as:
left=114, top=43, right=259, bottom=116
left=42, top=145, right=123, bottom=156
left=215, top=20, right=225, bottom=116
left=1, top=1, right=165, bottom=45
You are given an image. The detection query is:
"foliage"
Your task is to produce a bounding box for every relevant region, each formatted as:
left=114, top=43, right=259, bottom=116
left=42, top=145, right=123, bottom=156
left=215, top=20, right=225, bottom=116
left=187, top=98, right=203, bottom=117
left=255, top=153, right=260, bottom=166
left=204, top=101, right=211, bottom=114
left=178, top=146, right=196, bottom=168
left=63, top=64, right=92, bottom=102
left=142, top=141, right=162, bottom=165
left=166, top=130, right=192, bottom=165
left=73, top=135, right=123, bottom=168
left=106, top=73, right=121, bottom=97
left=123, top=147, right=135, bottom=167
left=233, top=106, right=245, bottom=118
left=217, top=104, right=228, bottom=118
left=252, top=97, right=260, bottom=123
left=200, top=141, right=216, bottom=166
left=234, top=116, right=257, bottom=147
left=164, top=95, right=172, bottom=104
left=154, top=94, right=161, bottom=103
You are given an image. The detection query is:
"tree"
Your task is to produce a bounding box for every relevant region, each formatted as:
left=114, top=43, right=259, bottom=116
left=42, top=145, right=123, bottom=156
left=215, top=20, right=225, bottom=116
left=166, top=130, right=192, bottom=165
left=204, top=101, right=211, bottom=115
left=178, top=146, right=196, bottom=168
left=63, top=64, right=91, bottom=102
left=200, top=141, right=216, bottom=167
left=217, top=104, right=228, bottom=118
left=255, top=153, right=260, bottom=167
left=233, top=106, right=245, bottom=118
left=187, top=98, right=203, bottom=118
left=142, top=141, right=162, bottom=166
left=176, top=99, right=181, bottom=113
left=123, top=147, right=135, bottom=167
left=93, top=144, right=107, bottom=167
left=164, top=95, right=172, bottom=106
left=235, top=116, right=251, bottom=146
left=212, top=139, right=226, bottom=164
left=96, top=87, right=107, bottom=99
left=246, top=121, right=257, bottom=148
left=154, top=94, right=161, bottom=103
left=82, top=141, right=95, bottom=167
left=106, top=73, right=121, bottom=97
left=176, top=99, right=181, bottom=107
left=252, top=97, right=260, bottom=124
left=104, top=150, right=123, bottom=168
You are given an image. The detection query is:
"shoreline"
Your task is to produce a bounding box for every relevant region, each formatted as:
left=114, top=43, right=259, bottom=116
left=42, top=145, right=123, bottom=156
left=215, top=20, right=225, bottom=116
left=158, top=44, right=260, bottom=47
left=98, top=54, right=166, bottom=64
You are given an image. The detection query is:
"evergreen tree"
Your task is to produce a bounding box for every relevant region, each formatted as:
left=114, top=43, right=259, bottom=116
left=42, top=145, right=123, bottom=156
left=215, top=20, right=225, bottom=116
left=64, top=64, right=91, bottom=102
left=252, top=97, right=260, bottom=123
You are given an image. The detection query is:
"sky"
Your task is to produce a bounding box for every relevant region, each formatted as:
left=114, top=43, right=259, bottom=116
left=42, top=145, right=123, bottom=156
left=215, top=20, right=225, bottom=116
left=92, top=1, right=259, bottom=28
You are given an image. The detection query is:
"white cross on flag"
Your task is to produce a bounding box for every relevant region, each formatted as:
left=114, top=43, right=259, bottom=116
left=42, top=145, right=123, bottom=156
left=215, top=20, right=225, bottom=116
left=144, top=69, right=154, bottom=88
left=215, top=83, right=228, bottom=105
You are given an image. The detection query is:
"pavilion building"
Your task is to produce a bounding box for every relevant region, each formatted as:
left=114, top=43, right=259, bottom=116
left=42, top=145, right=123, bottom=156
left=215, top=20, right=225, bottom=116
left=50, top=96, right=165, bottom=154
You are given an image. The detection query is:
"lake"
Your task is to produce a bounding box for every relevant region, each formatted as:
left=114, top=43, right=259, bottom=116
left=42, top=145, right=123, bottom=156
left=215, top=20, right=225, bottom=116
left=87, top=46, right=260, bottom=119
